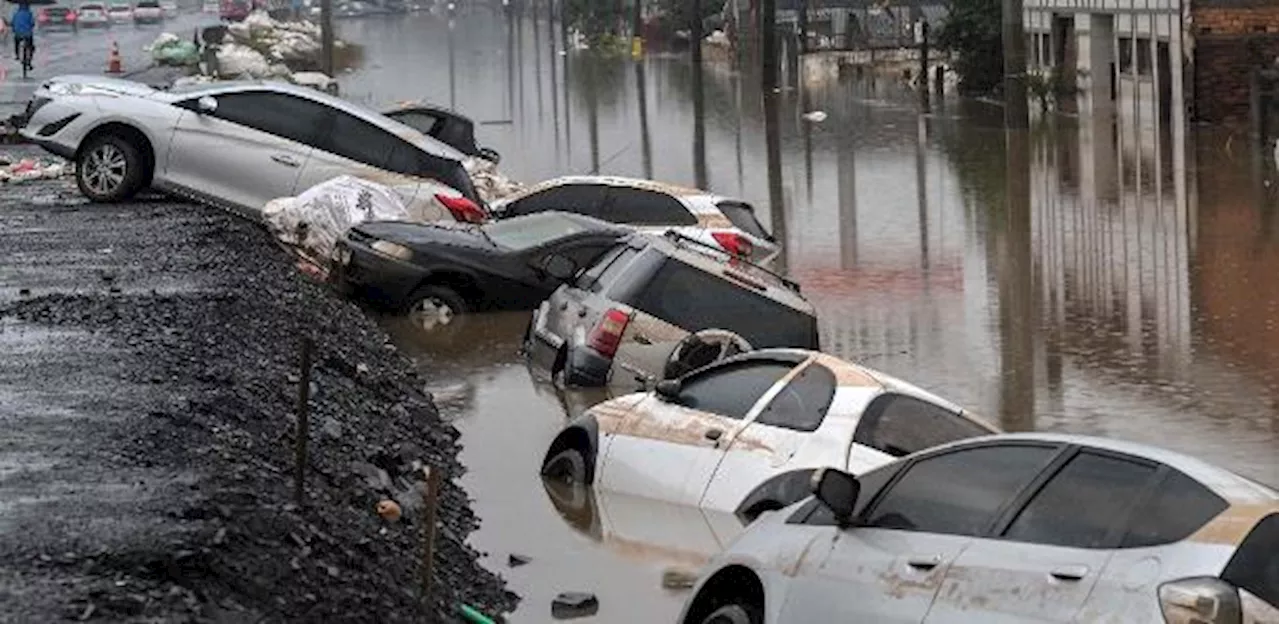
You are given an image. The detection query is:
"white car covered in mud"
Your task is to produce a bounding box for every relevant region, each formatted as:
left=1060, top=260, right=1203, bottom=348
left=540, top=348, right=998, bottom=517
left=19, top=75, right=485, bottom=223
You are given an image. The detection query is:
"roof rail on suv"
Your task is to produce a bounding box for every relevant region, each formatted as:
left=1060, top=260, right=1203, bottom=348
left=661, top=230, right=802, bottom=294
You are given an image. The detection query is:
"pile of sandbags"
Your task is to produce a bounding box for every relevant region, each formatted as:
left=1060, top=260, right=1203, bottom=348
left=464, top=157, right=524, bottom=204
left=216, top=42, right=290, bottom=79
left=147, top=32, right=200, bottom=67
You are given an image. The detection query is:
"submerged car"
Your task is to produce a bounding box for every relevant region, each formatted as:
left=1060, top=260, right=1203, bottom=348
left=541, top=348, right=998, bottom=516
left=333, top=211, right=630, bottom=321
left=678, top=434, right=1278, bottom=624
left=524, top=230, right=818, bottom=390
left=76, top=3, right=110, bottom=26
left=382, top=101, right=500, bottom=164
left=20, top=76, right=484, bottom=223
left=489, top=176, right=778, bottom=263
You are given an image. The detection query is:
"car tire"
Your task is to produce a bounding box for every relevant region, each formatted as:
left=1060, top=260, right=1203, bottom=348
left=76, top=133, right=146, bottom=203
left=700, top=604, right=762, bottom=624
left=541, top=448, right=587, bottom=486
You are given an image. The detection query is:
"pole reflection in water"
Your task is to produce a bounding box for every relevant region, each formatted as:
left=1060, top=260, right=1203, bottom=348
left=836, top=91, right=858, bottom=270
left=587, top=59, right=601, bottom=173
left=692, top=62, right=708, bottom=189
left=447, top=15, right=456, bottom=109
left=636, top=60, right=653, bottom=179
left=505, top=5, right=514, bottom=121
left=800, top=82, right=814, bottom=202
left=999, top=128, right=1035, bottom=432
left=516, top=7, right=525, bottom=122
left=533, top=0, right=543, bottom=124
left=915, top=114, right=929, bottom=271
left=548, top=0, right=560, bottom=160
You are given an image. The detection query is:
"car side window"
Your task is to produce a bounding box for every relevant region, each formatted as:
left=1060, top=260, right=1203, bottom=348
left=321, top=111, right=400, bottom=169
left=753, top=363, right=836, bottom=432
left=603, top=187, right=698, bottom=225
left=1002, top=451, right=1157, bottom=548
left=199, top=92, right=331, bottom=145
left=853, top=394, right=992, bottom=457
left=676, top=361, right=795, bottom=420
left=1120, top=470, right=1228, bottom=548
left=863, top=444, right=1057, bottom=537
left=1222, top=514, right=1278, bottom=608
left=508, top=185, right=608, bottom=218
left=578, top=246, right=640, bottom=293
left=553, top=243, right=616, bottom=272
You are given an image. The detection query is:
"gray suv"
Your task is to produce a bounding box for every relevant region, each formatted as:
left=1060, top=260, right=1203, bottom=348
left=524, top=231, right=819, bottom=389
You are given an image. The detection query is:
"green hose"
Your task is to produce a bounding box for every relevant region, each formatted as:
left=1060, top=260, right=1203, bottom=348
left=457, top=603, right=496, bottom=624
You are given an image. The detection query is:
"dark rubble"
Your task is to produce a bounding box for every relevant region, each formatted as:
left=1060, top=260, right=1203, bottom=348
left=0, top=161, right=516, bottom=622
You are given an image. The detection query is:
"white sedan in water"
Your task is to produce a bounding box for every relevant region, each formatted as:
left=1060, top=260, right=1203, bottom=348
left=20, top=75, right=486, bottom=223
left=540, top=349, right=998, bottom=517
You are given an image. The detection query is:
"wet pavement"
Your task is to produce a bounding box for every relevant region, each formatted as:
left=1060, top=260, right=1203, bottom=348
left=334, top=7, right=1278, bottom=623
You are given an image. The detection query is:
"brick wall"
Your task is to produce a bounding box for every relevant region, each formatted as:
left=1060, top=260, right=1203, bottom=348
left=1191, top=3, right=1278, bottom=123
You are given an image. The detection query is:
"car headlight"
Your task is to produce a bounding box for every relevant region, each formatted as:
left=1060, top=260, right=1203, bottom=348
left=370, top=240, right=413, bottom=261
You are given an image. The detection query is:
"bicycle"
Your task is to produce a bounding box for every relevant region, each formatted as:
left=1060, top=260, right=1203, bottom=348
left=18, top=36, right=32, bottom=79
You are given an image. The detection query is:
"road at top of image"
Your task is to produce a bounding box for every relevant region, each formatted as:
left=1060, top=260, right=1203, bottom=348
left=331, top=7, right=1278, bottom=623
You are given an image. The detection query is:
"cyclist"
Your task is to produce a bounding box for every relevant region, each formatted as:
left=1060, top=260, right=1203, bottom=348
left=11, top=2, right=33, bottom=67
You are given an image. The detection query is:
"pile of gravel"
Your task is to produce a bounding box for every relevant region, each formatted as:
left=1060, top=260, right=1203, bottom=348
left=1, top=197, right=516, bottom=622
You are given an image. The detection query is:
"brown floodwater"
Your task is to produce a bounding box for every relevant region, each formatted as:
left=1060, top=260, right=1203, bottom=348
left=342, top=8, right=1277, bottom=623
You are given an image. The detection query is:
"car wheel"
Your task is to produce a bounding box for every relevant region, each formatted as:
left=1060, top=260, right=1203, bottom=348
left=405, top=284, right=468, bottom=325
left=700, top=604, right=762, bottom=624
left=76, top=134, right=145, bottom=202
left=541, top=448, right=587, bottom=486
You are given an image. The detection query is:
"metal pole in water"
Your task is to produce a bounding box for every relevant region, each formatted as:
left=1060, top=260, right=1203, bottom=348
left=320, top=0, right=334, bottom=76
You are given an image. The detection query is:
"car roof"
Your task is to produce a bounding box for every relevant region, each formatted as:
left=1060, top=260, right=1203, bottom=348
left=510, top=176, right=739, bottom=213
left=639, top=232, right=812, bottom=312
left=921, top=432, right=1277, bottom=505
left=383, top=100, right=473, bottom=123
left=164, top=81, right=467, bottom=162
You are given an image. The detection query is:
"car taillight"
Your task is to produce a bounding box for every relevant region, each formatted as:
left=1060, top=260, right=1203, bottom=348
left=37, top=9, right=48, bottom=21
left=587, top=308, right=631, bottom=358
left=711, top=231, right=753, bottom=257
left=1158, top=577, right=1242, bottom=624
left=435, top=193, right=487, bottom=224
left=67, top=11, right=77, bottom=20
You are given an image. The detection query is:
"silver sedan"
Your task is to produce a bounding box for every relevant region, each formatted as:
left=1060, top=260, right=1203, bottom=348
left=20, top=75, right=487, bottom=223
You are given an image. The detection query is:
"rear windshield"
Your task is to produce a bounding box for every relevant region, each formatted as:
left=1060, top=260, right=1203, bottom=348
left=716, top=201, right=771, bottom=240
left=1223, top=513, right=1277, bottom=607
left=623, top=258, right=818, bottom=349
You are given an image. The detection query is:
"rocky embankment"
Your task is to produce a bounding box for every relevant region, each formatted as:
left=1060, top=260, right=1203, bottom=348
left=0, top=160, right=516, bottom=622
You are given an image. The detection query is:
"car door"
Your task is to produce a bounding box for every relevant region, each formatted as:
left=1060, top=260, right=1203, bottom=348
left=166, top=91, right=324, bottom=212
left=777, top=443, right=1064, bottom=624
left=500, top=184, right=608, bottom=219
left=293, top=109, right=428, bottom=216
left=596, top=358, right=797, bottom=507
left=699, top=359, right=839, bottom=511
left=923, top=448, right=1161, bottom=623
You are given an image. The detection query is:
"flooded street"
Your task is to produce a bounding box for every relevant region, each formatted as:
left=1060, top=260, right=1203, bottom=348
left=338, top=9, right=1276, bottom=622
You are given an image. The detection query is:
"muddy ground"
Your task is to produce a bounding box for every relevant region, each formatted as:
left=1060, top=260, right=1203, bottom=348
left=0, top=147, right=516, bottom=622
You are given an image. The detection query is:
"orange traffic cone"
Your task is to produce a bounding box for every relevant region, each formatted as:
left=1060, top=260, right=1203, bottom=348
left=106, top=41, right=122, bottom=74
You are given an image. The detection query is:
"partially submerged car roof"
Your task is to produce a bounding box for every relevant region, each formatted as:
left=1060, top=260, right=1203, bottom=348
left=508, top=175, right=745, bottom=212
left=643, top=231, right=811, bottom=313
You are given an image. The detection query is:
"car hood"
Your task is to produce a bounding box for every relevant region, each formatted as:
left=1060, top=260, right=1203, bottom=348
left=354, top=220, right=496, bottom=252
left=39, top=75, right=162, bottom=99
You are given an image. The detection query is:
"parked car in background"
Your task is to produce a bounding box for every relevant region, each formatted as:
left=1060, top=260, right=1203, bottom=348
left=76, top=3, right=110, bottom=26
left=20, top=76, right=483, bottom=224
left=524, top=231, right=818, bottom=390
left=334, top=211, right=630, bottom=324
left=132, top=0, right=162, bottom=22
left=37, top=6, right=78, bottom=31
left=678, top=433, right=1278, bottom=624
left=159, top=0, right=178, bottom=17
left=491, top=177, right=778, bottom=263
left=382, top=101, right=500, bottom=164
left=220, top=0, right=250, bottom=21
left=541, top=348, right=998, bottom=517
left=107, top=2, right=132, bottom=22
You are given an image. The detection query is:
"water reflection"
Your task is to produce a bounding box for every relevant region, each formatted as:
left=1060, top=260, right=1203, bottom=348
left=338, top=11, right=1277, bottom=622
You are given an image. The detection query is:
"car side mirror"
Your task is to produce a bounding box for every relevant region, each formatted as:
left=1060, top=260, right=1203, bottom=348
left=654, top=379, right=681, bottom=401
left=810, top=468, right=860, bottom=523
left=478, top=147, right=501, bottom=164
left=196, top=95, right=218, bottom=114
left=539, top=254, right=578, bottom=281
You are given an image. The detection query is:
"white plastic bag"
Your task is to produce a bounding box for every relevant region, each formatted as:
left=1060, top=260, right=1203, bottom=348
left=463, top=157, right=524, bottom=204
left=263, top=175, right=412, bottom=264
left=216, top=43, right=273, bottom=78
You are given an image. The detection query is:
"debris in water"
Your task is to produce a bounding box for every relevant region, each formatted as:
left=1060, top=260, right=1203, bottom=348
left=802, top=110, right=828, bottom=122
left=551, top=592, right=599, bottom=619
left=507, top=553, right=530, bottom=568
left=376, top=499, right=402, bottom=522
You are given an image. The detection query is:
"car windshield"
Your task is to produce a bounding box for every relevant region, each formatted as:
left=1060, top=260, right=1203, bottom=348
left=625, top=258, right=819, bottom=349
left=481, top=213, right=596, bottom=251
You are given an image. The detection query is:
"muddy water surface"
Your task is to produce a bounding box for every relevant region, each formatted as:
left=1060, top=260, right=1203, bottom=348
left=344, top=9, right=1277, bottom=623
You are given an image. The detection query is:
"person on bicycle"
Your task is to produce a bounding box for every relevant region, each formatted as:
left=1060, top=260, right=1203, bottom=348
left=11, top=3, right=34, bottom=63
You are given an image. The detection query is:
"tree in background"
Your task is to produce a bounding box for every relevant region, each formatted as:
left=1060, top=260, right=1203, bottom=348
left=935, top=0, right=1003, bottom=94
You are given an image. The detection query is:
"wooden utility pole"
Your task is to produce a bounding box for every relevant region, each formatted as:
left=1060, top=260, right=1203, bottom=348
left=918, top=19, right=929, bottom=110
left=320, top=0, right=334, bottom=76
left=1001, top=0, right=1028, bottom=128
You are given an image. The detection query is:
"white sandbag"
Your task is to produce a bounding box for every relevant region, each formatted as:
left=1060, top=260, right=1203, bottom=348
left=263, top=175, right=412, bottom=264
left=463, top=157, right=525, bottom=204
left=216, top=43, right=273, bottom=78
